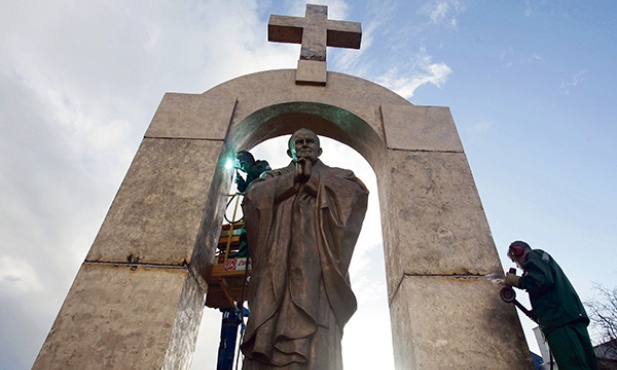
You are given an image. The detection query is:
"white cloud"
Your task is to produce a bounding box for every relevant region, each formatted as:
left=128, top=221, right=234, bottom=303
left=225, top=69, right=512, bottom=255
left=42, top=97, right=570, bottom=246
left=498, top=46, right=515, bottom=68
left=521, top=53, right=545, bottom=64
left=420, top=0, right=465, bottom=28
left=469, top=120, right=494, bottom=134
left=375, top=48, right=452, bottom=99
left=0, top=255, right=43, bottom=293
left=331, top=0, right=397, bottom=76
left=524, top=0, right=536, bottom=17
left=499, top=47, right=545, bottom=68
left=559, top=70, right=586, bottom=95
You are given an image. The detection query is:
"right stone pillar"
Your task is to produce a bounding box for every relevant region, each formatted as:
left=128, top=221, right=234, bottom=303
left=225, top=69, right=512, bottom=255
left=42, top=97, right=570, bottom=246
left=379, top=104, right=533, bottom=369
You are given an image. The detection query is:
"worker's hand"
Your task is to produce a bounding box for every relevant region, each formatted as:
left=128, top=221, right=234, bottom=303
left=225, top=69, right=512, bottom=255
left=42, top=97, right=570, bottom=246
left=504, top=273, right=521, bottom=288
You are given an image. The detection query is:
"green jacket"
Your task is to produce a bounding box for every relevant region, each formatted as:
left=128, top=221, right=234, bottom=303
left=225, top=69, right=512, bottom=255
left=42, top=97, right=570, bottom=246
left=519, top=249, right=589, bottom=334
left=237, top=160, right=271, bottom=193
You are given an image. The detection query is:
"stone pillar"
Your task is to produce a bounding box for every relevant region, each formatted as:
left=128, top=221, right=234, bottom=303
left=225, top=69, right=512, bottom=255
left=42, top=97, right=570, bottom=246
left=379, top=104, right=533, bottom=369
left=33, top=92, right=237, bottom=369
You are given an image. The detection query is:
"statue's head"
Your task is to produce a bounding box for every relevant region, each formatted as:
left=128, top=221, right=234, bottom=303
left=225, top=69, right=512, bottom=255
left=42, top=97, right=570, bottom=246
left=287, top=128, right=322, bottom=164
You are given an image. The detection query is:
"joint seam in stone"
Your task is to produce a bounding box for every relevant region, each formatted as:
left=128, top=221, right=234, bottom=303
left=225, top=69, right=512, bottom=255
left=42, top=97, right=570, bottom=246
left=402, top=273, right=486, bottom=278
left=388, top=274, right=405, bottom=307
left=143, top=135, right=226, bottom=141
left=83, top=260, right=188, bottom=270
left=223, top=98, right=239, bottom=140
left=387, top=147, right=463, bottom=154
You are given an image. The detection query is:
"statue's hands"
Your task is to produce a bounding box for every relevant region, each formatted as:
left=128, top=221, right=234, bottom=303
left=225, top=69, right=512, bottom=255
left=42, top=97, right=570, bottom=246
left=294, top=158, right=311, bottom=183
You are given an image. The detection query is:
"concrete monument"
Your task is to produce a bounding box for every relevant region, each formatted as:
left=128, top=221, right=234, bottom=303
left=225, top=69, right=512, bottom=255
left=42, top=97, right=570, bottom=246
left=34, top=4, right=533, bottom=369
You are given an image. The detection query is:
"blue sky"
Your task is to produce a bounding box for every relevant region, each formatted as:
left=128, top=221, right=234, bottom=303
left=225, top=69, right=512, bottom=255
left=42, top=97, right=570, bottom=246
left=1, top=1, right=616, bottom=369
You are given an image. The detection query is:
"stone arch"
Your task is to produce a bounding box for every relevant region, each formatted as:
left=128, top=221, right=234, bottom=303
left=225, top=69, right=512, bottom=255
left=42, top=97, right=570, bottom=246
left=228, top=101, right=385, bottom=170
left=34, top=69, right=533, bottom=369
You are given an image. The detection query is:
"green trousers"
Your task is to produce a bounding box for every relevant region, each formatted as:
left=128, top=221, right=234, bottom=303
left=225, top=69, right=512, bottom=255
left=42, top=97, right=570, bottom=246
left=546, top=320, right=599, bottom=370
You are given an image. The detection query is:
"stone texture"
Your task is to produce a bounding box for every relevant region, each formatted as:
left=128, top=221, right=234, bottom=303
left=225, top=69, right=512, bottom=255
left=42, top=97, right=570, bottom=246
left=191, top=143, right=235, bottom=283
left=87, top=138, right=223, bottom=266
left=33, top=264, right=205, bottom=370
left=162, top=269, right=206, bottom=370
left=390, top=275, right=534, bottom=370
left=145, top=92, right=236, bottom=140
left=268, top=4, right=361, bottom=63
left=381, top=150, right=501, bottom=299
left=296, top=59, right=327, bottom=85
left=382, top=104, right=464, bottom=152
left=216, top=70, right=408, bottom=168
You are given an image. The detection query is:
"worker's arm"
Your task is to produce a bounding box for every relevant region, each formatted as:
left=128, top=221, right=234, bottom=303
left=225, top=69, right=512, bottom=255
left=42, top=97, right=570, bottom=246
left=519, top=251, right=554, bottom=296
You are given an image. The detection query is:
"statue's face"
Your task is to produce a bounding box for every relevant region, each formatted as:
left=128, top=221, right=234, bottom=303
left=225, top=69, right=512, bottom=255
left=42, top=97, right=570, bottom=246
left=288, top=129, right=322, bottom=163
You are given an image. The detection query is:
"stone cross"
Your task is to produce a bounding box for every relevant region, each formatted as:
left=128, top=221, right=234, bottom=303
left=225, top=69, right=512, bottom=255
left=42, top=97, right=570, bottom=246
left=268, top=4, right=362, bottom=85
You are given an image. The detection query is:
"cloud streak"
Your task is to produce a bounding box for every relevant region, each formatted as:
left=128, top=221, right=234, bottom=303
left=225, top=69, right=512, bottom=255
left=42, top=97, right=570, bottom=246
left=559, top=70, right=586, bottom=94
left=420, top=0, right=465, bottom=28
left=375, top=47, right=452, bottom=98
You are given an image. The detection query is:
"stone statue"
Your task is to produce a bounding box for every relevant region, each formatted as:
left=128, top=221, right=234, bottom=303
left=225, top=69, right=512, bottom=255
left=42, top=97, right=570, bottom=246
left=240, top=128, right=369, bottom=369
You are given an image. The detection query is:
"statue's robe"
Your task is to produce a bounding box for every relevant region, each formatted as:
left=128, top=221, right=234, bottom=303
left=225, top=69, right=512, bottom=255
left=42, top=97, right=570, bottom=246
left=240, top=160, right=368, bottom=370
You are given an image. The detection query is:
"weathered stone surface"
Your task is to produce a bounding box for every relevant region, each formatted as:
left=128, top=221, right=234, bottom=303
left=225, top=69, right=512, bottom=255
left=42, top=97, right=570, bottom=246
left=33, top=264, right=205, bottom=370
left=296, top=59, right=327, bottom=85
left=215, top=70, right=410, bottom=150
left=382, top=104, right=464, bottom=152
left=382, top=150, right=502, bottom=299
left=268, top=4, right=361, bottom=62
left=145, top=92, right=236, bottom=140
left=191, top=143, right=235, bottom=284
left=163, top=268, right=206, bottom=370
left=390, top=275, right=533, bottom=370
left=87, top=138, right=223, bottom=266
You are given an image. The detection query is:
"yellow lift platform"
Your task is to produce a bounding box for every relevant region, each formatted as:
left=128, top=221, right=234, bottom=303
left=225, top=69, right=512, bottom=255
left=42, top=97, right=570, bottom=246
left=205, top=195, right=251, bottom=309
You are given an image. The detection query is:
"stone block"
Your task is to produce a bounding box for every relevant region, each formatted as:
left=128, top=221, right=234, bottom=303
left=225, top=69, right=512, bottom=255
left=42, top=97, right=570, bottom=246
left=390, top=275, right=533, bottom=369
left=87, top=138, right=224, bottom=266
left=33, top=264, right=205, bottom=370
left=296, top=59, right=327, bottom=85
left=382, top=104, right=463, bottom=152
left=145, top=92, right=236, bottom=140
left=381, top=150, right=501, bottom=297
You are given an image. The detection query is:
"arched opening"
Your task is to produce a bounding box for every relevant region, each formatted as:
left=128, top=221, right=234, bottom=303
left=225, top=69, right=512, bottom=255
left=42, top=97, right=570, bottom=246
left=191, top=103, right=394, bottom=368
left=225, top=101, right=387, bottom=174
left=192, top=138, right=394, bottom=369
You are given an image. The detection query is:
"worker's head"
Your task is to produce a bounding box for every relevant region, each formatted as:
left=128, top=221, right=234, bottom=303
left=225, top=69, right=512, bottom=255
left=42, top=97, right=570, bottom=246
left=236, top=150, right=255, bottom=170
left=507, top=240, right=531, bottom=268
left=287, top=128, right=322, bottom=163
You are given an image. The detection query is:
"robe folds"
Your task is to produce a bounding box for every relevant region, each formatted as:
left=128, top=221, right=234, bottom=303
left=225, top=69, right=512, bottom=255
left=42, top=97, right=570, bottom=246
left=240, top=160, right=368, bottom=370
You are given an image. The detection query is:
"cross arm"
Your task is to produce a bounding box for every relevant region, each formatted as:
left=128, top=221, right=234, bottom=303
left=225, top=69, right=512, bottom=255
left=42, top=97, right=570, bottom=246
left=326, top=20, right=361, bottom=49
left=268, top=15, right=304, bottom=44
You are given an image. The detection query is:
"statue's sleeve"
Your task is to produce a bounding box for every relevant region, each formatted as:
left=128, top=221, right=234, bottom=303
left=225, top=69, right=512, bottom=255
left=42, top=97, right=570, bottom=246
left=317, top=169, right=369, bottom=327
left=242, top=167, right=295, bottom=263
left=320, top=170, right=369, bottom=270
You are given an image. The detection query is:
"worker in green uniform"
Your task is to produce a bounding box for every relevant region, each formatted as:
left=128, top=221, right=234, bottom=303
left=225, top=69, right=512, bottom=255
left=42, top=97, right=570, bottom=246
left=235, top=151, right=271, bottom=194
left=505, top=240, right=599, bottom=370
left=234, top=151, right=270, bottom=257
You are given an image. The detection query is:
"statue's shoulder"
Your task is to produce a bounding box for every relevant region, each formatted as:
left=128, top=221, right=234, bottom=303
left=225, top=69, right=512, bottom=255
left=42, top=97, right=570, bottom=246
left=320, top=163, right=356, bottom=178
left=320, top=163, right=368, bottom=191
left=254, top=160, right=271, bottom=172
left=257, top=162, right=294, bottom=180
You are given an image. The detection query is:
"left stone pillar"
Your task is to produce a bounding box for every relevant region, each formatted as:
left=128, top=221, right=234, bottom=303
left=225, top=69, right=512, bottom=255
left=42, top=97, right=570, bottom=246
left=33, top=92, right=238, bottom=369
